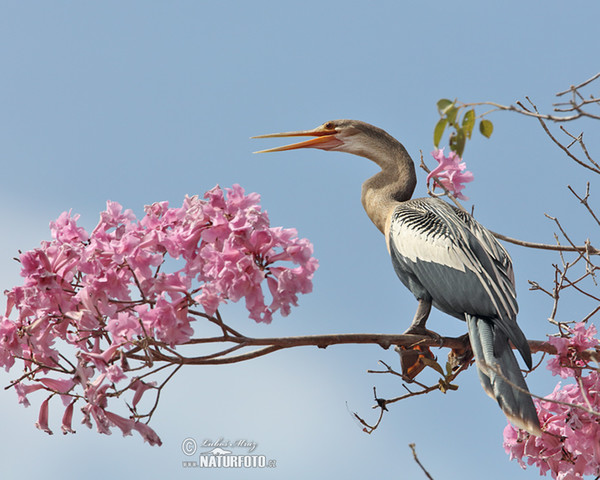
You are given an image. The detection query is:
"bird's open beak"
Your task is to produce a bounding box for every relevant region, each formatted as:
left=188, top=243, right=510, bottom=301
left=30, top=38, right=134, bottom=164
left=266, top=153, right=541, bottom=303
left=252, top=125, right=342, bottom=153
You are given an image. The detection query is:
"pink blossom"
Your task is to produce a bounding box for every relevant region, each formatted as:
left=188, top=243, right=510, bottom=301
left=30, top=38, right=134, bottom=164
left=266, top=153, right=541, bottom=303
left=504, top=322, right=600, bottom=479
left=0, top=317, right=19, bottom=371
left=106, top=364, right=127, bottom=383
left=14, top=382, right=44, bottom=407
left=130, top=378, right=156, bottom=408
left=427, top=148, right=474, bottom=200
left=39, top=377, right=76, bottom=406
left=0, top=184, right=318, bottom=444
left=91, top=200, right=136, bottom=236
left=133, top=421, right=162, bottom=446
left=106, top=311, right=141, bottom=342
left=81, top=403, right=111, bottom=435
left=50, top=210, right=89, bottom=244
left=61, top=401, right=76, bottom=434
left=35, top=396, right=53, bottom=435
left=81, top=376, right=112, bottom=434
left=105, top=410, right=134, bottom=437
left=73, top=355, right=94, bottom=388
left=547, top=323, right=599, bottom=378
left=81, top=342, right=124, bottom=371
left=39, top=377, right=75, bottom=393
left=138, top=296, right=194, bottom=346
left=194, top=284, right=222, bottom=317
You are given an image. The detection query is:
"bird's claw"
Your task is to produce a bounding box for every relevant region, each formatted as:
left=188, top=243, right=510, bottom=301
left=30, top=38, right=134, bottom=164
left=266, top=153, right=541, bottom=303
left=402, top=325, right=443, bottom=343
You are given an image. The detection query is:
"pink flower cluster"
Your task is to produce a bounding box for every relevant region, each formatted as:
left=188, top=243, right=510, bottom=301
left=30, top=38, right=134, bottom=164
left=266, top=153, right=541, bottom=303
left=0, top=185, right=318, bottom=444
left=427, top=148, right=474, bottom=200
left=503, top=322, right=600, bottom=479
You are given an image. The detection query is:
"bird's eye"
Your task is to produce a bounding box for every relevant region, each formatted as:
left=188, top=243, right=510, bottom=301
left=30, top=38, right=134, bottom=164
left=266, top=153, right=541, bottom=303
left=324, top=121, right=335, bottom=130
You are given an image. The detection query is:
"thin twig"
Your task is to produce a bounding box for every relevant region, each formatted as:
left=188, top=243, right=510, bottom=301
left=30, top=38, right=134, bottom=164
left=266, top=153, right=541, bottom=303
left=409, top=443, right=435, bottom=480
left=123, top=331, right=598, bottom=365
left=545, top=213, right=597, bottom=270
left=556, top=72, right=600, bottom=96
left=143, top=363, right=183, bottom=422
left=527, top=99, right=600, bottom=174
left=420, top=150, right=599, bottom=254
left=568, top=184, right=600, bottom=228
left=489, top=230, right=599, bottom=255
left=485, top=362, right=600, bottom=419
left=560, top=128, right=600, bottom=170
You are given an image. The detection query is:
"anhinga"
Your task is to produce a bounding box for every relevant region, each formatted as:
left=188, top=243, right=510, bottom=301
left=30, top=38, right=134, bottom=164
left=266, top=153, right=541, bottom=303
left=253, top=119, right=542, bottom=436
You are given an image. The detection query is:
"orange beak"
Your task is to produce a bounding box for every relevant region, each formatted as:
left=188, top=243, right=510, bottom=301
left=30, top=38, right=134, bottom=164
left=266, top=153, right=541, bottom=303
left=252, top=125, right=342, bottom=153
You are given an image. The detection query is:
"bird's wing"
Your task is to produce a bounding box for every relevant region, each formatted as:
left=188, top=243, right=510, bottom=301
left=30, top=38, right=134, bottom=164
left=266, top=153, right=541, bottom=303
left=388, top=198, right=530, bottom=366
left=450, top=205, right=515, bottom=286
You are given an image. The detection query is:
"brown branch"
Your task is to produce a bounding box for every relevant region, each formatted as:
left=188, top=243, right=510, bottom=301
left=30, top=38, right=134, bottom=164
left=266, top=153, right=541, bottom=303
left=562, top=275, right=600, bottom=302
left=420, top=152, right=599, bottom=255
left=383, top=379, right=442, bottom=406
left=120, top=332, right=598, bottom=365
left=489, top=230, right=600, bottom=255
left=560, top=128, right=600, bottom=171
left=143, top=363, right=182, bottom=422
left=460, top=73, right=600, bottom=125
left=485, top=361, right=600, bottom=419
left=461, top=100, right=595, bottom=122
left=568, top=183, right=600, bottom=228
left=582, top=304, right=600, bottom=323
left=525, top=99, right=600, bottom=175
left=556, top=72, right=600, bottom=96
left=409, top=443, right=435, bottom=480
left=186, top=332, right=463, bottom=350
left=554, top=97, right=600, bottom=113
left=187, top=308, right=245, bottom=338
left=349, top=387, right=388, bottom=434
left=544, top=213, right=598, bottom=272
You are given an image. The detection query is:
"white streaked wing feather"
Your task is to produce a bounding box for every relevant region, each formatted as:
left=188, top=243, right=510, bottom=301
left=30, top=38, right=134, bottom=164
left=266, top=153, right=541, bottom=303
left=389, top=198, right=517, bottom=321
left=392, top=224, right=467, bottom=272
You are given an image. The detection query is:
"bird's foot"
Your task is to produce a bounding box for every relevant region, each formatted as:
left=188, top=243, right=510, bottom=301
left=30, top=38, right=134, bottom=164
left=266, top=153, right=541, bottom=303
left=402, top=325, right=442, bottom=342
left=448, top=333, right=474, bottom=373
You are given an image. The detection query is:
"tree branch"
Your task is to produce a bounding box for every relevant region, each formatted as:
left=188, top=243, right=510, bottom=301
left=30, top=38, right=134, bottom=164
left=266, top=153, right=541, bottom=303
left=409, top=443, right=435, bottom=480
left=490, top=230, right=600, bottom=255
left=420, top=155, right=600, bottom=255
left=121, top=332, right=597, bottom=366
left=555, top=72, right=600, bottom=96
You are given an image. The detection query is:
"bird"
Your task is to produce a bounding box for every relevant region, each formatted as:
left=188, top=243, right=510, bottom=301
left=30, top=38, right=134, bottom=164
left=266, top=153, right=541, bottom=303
left=253, top=119, right=542, bottom=436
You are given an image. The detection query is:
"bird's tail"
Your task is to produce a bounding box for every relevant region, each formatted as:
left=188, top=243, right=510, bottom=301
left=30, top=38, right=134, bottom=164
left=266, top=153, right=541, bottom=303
left=466, top=314, right=542, bottom=436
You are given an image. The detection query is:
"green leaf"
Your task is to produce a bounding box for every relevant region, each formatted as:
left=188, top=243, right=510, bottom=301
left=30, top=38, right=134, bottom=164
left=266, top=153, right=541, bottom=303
left=421, top=357, right=445, bottom=376
left=479, top=119, right=494, bottom=138
left=438, top=379, right=459, bottom=394
left=450, top=128, right=466, bottom=157
left=438, top=379, right=449, bottom=394
left=437, top=98, right=454, bottom=115
left=433, top=118, right=447, bottom=147
left=462, top=109, right=476, bottom=139
left=445, top=106, right=458, bottom=125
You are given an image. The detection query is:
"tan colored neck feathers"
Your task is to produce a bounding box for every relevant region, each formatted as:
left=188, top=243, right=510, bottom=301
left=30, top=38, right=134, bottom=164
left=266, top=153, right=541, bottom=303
left=360, top=142, right=416, bottom=234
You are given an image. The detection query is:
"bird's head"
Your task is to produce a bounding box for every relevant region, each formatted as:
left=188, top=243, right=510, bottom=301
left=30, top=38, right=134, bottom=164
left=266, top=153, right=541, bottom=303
left=253, top=119, right=392, bottom=157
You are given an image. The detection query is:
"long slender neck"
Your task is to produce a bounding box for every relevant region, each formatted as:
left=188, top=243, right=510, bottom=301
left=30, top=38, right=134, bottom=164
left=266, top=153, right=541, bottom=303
left=359, top=138, right=416, bottom=234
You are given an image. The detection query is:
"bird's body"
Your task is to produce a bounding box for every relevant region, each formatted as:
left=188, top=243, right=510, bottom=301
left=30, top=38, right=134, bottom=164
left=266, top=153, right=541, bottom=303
left=254, top=119, right=542, bottom=436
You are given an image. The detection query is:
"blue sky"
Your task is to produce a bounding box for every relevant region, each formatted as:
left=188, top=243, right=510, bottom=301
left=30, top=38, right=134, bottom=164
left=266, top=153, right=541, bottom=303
left=1, top=2, right=599, bottom=479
